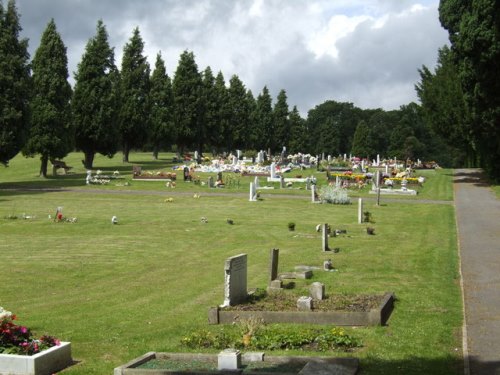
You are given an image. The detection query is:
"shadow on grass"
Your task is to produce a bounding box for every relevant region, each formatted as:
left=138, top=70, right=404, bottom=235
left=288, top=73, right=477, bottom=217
left=360, top=355, right=467, bottom=375
left=449, top=169, right=491, bottom=187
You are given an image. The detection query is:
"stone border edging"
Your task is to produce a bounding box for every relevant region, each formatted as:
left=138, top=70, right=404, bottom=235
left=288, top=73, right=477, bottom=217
left=209, top=292, right=395, bottom=326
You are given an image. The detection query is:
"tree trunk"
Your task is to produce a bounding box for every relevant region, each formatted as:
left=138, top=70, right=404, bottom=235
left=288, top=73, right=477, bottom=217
left=83, top=151, right=95, bottom=169
left=39, top=155, right=49, bottom=178
left=122, top=143, right=129, bottom=163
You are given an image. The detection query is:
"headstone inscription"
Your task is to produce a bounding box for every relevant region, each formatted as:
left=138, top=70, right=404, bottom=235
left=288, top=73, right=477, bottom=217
left=222, top=254, right=248, bottom=307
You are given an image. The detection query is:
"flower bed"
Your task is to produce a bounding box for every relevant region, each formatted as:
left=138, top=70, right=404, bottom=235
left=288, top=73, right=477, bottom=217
left=133, top=171, right=177, bottom=181
left=0, top=307, right=72, bottom=375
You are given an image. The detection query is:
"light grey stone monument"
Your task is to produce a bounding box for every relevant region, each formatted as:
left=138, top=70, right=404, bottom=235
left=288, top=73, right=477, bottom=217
left=267, top=248, right=282, bottom=291
left=280, top=176, right=285, bottom=189
left=218, top=349, right=241, bottom=370
left=322, top=223, right=329, bottom=251
left=86, top=170, right=92, bottom=185
left=385, top=165, right=389, bottom=174
left=270, top=162, right=276, bottom=178
left=311, top=185, right=316, bottom=203
left=208, top=176, right=214, bottom=188
left=335, top=176, right=341, bottom=187
left=236, top=150, right=242, bottom=159
left=358, top=198, right=363, bottom=224
left=297, top=296, right=313, bottom=311
left=232, top=155, right=238, bottom=165
left=194, top=150, right=199, bottom=162
left=305, top=177, right=311, bottom=190
left=376, top=154, right=380, bottom=166
left=249, top=182, right=257, bottom=202
left=254, top=176, right=259, bottom=189
left=222, top=254, right=247, bottom=307
left=310, top=282, right=325, bottom=300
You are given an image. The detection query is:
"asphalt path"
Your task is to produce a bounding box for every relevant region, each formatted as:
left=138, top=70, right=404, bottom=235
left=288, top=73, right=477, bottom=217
left=454, top=169, right=500, bottom=375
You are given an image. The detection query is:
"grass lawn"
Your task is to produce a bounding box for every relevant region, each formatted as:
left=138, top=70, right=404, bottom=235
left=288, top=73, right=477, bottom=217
left=0, top=152, right=462, bottom=374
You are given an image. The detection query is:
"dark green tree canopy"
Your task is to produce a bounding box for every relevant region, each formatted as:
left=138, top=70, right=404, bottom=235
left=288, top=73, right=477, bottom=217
left=228, top=74, right=250, bottom=151
left=254, top=86, right=273, bottom=152
left=439, top=0, right=500, bottom=178
left=172, top=50, right=202, bottom=153
left=273, top=89, right=290, bottom=152
left=119, top=27, right=150, bottom=162
left=24, top=19, right=72, bottom=177
left=72, top=20, right=120, bottom=168
left=150, top=51, right=175, bottom=159
left=0, top=0, right=31, bottom=166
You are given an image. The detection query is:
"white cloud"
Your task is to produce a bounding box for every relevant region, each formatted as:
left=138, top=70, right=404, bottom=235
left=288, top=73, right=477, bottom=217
left=16, top=0, right=449, bottom=113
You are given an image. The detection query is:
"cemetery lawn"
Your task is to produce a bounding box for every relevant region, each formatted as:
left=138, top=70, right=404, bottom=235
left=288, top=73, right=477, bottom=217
left=0, top=153, right=462, bottom=374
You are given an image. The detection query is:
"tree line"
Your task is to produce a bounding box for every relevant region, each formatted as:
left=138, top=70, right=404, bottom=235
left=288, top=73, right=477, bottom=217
left=417, top=0, right=500, bottom=180
left=2, top=0, right=488, bottom=178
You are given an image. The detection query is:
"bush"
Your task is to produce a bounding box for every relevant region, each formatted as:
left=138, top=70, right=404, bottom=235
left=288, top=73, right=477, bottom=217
left=319, top=186, right=351, bottom=204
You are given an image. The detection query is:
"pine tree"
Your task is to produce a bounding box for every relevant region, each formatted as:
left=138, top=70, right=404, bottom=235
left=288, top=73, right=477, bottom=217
left=0, top=0, right=31, bottom=166
left=150, top=52, right=175, bottom=160
left=228, top=75, right=250, bottom=151
left=172, top=50, right=202, bottom=155
left=254, top=86, right=273, bottom=153
left=119, top=27, right=150, bottom=162
left=72, top=20, right=119, bottom=169
left=273, top=89, right=290, bottom=152
left=288, top=106, right=307, bottom=153
left=24, top=19, right=72, bottom=177
left=210, top=71, right=230, bottom=154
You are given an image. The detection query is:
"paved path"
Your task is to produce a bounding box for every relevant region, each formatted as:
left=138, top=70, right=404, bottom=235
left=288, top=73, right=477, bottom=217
left=454, top=169, right=500, bottom=375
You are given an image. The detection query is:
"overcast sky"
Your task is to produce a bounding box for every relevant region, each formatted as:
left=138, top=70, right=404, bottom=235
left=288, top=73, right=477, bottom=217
left=16, top=0, right=449, bottom=115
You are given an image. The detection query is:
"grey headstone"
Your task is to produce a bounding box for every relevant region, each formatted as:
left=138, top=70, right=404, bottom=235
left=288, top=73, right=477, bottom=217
left=222, top=254, right=247, bottom=307
left=309, top=282, right=325, bottom=300
left=297, top=296, right=313, bottom=311
left=358, top=198, right=363, bottom=224
left=269, top=248, right=279, bottom=283
left=322, top=224, right=329, bottom=251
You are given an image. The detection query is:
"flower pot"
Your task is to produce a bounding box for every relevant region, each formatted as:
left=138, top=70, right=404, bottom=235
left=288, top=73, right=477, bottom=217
left=0, top=342, right=72, bottom=375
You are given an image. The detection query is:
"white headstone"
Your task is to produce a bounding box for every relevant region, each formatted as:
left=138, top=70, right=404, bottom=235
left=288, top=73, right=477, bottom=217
left=311, top=185, right=316, bottom=202
left=358, top=198, right=363, bottom=224
left=194, top=150, right=199, bottom=161
left=249, top=182, right=257, bottom=201
left=385, top=165, right=389, bottom=174
left=377, top=154, right=380, bottom=166
left=222, top=254, right=248, bottom=307
left=270, top=162, right=276, bottom=179
left=254, top=176, right=259, bottom=189
left=232, top=156, right=238, bottom=165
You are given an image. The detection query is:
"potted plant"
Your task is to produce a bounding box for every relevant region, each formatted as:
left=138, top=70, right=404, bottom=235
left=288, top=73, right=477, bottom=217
left=0, top=306, right=72, bottom=375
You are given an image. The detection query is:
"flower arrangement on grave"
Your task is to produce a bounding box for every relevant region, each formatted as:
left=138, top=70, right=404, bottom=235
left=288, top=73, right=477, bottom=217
left=134, top=170, right=177, bottom=180
left=0, top=307, right=60, bottom=355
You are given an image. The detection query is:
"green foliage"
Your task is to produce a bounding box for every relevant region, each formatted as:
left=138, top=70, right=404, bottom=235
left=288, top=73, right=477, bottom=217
left=150, top=52, right=175, bottom=159
left=319, top=185, right=351, bottom=204
left=288, top=106, right=307, bottom=153
left=439, top=0, right=500, bottom=179
left=0, top=0, right=31, bottom=166
left=254, top=86, right=273, bottom=152
left=119, top=27, right=150, bottom=162
left=351, top=120, right=375, bottom=158
left=416, top=46, right=473, bottom=167
left=72, top=20, right=120, bottom=169
left=228, top=74, right=251, bottom=150
left=181, top=325, right=361, bottom=352
left=172, top=50, right=202, bottom=153
left=24, top=19, right=72, bottom=177
left=273, top=89, right=290, bottom=152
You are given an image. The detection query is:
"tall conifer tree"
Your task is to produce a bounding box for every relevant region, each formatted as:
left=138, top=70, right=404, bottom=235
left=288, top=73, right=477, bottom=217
left=172, top=50, right=202, bottom=155
left=24, top=19, right=72, bottom=177
left=73, top=20, right=119, bottom=169
left=273, top=89, right=290, bottom=152
left=0, top=0, right=31, bottom=166
left=119, top=27, right=150, bottom=162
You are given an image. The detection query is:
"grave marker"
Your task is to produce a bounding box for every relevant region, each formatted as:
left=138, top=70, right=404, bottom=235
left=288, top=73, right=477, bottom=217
left=322, top=224, right=329, bottom=251
left=270, top=162, right=276, bottom=179
left=310, top=282, right=325, bottom=300
left=311, top=185, right=316, bottom=203
left=222, top=254, right=247, bottom=307
left=358, top=198, right=363, bottom=224
left=249, top=182, right=257, bottom=202
left=269, top=248, right=279, bottom=283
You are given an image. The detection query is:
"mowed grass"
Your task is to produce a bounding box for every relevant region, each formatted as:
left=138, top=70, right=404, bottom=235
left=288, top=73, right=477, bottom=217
left=0, top=153, right=461, bottom=374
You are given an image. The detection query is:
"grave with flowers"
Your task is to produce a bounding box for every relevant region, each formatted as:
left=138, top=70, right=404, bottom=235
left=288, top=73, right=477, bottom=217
left=0, top=307, right=72, bottom=375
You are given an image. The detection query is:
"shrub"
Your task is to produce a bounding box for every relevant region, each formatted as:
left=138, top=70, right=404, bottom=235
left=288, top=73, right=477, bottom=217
left=319, top=186, right=351, bottom=204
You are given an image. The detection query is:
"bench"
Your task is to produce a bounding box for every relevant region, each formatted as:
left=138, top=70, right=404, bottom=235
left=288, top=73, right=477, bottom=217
left=51, top=160, right=72, bottom=175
